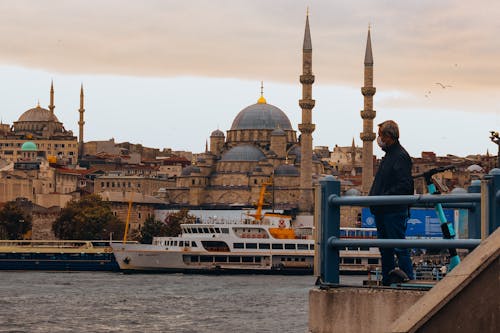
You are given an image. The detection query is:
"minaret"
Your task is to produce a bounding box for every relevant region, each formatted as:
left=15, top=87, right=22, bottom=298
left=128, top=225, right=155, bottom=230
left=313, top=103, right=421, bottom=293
left=360, top=26, right=376, bottom=194
left=298, top=11, right=316, bottom=213
left=78, top=84, right=85, bottom=158
left=48, top=80, right=55, bottom=113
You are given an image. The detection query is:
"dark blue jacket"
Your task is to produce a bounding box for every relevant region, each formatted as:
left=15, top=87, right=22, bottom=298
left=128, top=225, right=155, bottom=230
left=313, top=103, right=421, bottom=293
left=369, top=141, right=414, bottom=215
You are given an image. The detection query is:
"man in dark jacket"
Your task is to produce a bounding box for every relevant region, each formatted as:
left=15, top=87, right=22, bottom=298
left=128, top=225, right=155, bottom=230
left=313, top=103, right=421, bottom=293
left=369, top=120, right=414, bottom=285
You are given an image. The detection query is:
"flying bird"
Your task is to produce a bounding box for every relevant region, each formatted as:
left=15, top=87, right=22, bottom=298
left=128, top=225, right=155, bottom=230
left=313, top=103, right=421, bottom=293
left=435, top=82, right=452, bottom=89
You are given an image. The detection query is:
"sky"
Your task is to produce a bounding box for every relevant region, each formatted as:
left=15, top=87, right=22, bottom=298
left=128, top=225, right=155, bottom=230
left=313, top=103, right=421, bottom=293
left=0, top=0, right=499, bottom=158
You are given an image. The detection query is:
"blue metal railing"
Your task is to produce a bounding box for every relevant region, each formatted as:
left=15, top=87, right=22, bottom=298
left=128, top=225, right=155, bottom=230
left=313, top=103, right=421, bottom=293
left=319, top=169, right=500, bottom=285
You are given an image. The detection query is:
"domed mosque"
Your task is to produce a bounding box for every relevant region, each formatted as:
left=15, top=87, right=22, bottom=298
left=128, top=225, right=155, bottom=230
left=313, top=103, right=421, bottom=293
left=0, top=82, right=82, bottom=165
left=168, top=83, right=325, bottom=210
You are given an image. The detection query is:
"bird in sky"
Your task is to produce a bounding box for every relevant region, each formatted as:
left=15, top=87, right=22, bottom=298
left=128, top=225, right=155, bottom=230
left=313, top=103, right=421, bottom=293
left=435, top=82, right=452, bottom=89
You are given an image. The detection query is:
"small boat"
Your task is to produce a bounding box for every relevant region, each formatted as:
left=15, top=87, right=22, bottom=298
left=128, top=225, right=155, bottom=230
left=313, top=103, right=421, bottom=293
left=0, top=240, right=123, bottom=271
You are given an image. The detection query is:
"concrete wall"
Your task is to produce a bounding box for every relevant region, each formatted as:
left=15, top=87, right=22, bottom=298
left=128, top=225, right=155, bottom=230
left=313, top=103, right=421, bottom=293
left=309, top=287, right=426, bottom=333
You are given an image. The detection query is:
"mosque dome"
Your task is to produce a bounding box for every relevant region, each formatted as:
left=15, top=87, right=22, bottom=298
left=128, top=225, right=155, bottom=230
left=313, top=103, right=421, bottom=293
left=21, top=141, right=37, bottom=151
left=274, top=164, right=299, bottom=176
left=211, top=129, right=225, bottom=137
left=220, top=144, right=266, bottom=161
left=230, top=102, right=292, bottom=131
left=181, top=165, right=201, bottom=176
left=18, top=106, right=60, bottom=123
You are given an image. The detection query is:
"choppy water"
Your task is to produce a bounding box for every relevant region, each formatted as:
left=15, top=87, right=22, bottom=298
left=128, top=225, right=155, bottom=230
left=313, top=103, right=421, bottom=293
left=0, top=272, right=364, bottom=333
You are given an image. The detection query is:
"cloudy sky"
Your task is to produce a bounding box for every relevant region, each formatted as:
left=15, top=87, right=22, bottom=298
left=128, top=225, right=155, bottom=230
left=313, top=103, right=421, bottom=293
left=1, top=0, right=499, bottom=158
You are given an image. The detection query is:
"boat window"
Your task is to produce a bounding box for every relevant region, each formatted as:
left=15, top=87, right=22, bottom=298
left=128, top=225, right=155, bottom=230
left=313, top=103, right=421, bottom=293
left=255, top=257, right=261, bottom=263
left=197, top=228, right=203, bottom=233
left=355, top=259, right=362, bottom=264
left=221, top=228, right=229, bottom=234
left=215, top=256, right=227, bottom=263
left=246, top=243, right=257, bottom=249
left=173, top=241, right=178, bottom=246
left=301, top=258, right=305, bottom=262
left=209, top=228, right=215, bottom=233
left=360, top=246, right=369, bottom=251
left=192, top=228, right=198, bottom=233
left=297, top=244, right=308, bottom=250
left=281, top=258, right=285, bottom=261
left=186, top=228, right=191, bottom=233
left=203, top=228, right=209, bottom=233
left=295, top=258, right=299, bottom=261
left=347, top=246, right=359, bottom=251
left=242, top=256, right=253, bottom=263
left=234, top=243, right=244, bottom=249
left=285, top=244, right=296, bottom=250
left=343, top=258, right=355, bottom=264
left=215, top=228, right=220, bottom=233
left=200, top=256, right=213, bottom=262
left=258, top=243, right=270, bottom=249
left=190, top=256, right=199, bottom=262
left=191, top=241, right=197, bottom=247
left=229, top=256, right=240, bottom=263
left=309, top=244, right=314, bottom=250
left=272, top=244, right=283, bottom=250
left=368, top=258, right=379, bottom=265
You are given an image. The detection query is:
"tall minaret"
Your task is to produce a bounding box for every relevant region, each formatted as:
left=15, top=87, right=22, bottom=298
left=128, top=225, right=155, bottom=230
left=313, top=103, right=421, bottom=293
left=298, top=11, right=316, bottom=213
left=78, top=84, right=85, bottom=158
left=48, top=80, right=55, bottom=113
left=360, top=26, right=376, bottom=194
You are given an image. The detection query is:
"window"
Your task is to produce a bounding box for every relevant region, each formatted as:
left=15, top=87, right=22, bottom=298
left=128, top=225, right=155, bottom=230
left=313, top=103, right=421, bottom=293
left=309, top=244, right=315, bottom=250
left=297, top=244, right=308, bottom=250
left=258, top=243, right=270, bottom=249
left=284, top=244, right=296, bottom=250
left=272, top=244, right=283, bottom=250
left=234, top=243, right=244, bottom=249
left=246, top=243, right=257, bottom=249
left=242, top=256, right=253, bottom=263
left=191, top=241, right=197, bottom=247
left=229, top=256, right=240, bottom=263
left=221, top=228, right=229, bottom=233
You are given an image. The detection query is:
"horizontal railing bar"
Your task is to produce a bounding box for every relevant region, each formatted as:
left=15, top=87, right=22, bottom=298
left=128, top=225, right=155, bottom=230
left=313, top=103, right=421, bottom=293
left=328, top=193, right=481, bottom=206
left=327, top=237, right=481, bottom=249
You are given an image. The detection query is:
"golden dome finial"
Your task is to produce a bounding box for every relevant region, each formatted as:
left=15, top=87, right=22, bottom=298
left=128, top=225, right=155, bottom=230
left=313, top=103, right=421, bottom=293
left=36, top=99, right=40, bottom=108
left=257, top=81, right=266, bottom=104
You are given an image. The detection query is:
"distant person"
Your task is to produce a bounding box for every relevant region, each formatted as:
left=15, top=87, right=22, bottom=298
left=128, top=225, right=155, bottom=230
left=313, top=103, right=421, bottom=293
left=369, top=120, right=415, bottom=286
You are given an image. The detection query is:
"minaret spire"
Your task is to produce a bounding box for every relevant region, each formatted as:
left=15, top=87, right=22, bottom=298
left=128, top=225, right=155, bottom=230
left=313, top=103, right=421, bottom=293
left=257, top=81, right=266, bottom=104
left=78, top=84, right=85, bottom=159
left=360, top=26, right=377, bottom=194
left=298, top=10, right=316, bottom=213
left=48, top=80, right=55, bottom=114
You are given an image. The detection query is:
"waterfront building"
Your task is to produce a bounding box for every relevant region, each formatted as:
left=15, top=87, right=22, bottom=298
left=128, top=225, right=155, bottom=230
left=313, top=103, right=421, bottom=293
left=0, top=82, right=79, bottom=164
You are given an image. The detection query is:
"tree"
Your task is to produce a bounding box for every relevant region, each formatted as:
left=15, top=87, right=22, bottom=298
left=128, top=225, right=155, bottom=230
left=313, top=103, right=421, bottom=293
left=135, top=215, right=167, bottom=244
left=134, top=209, right=196, bottom=244
left=164, top=208, right=196, bottom=237
left=52, top=194, right=124, bottom=240
left=0, top=201, right=33, bottom=240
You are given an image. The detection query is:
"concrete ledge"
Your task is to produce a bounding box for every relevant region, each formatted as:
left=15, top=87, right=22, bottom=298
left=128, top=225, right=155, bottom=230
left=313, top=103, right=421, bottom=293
left=389, top=227, right=500, bottom=333
left=309, top=287, right=426, bottom=333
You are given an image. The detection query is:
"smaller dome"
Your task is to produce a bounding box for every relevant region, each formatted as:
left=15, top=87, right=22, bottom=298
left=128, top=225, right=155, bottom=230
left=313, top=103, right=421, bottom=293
left=344, top=188, right=361, bottom=196
left=211, top=129, right=225, bottom=137
left=181, top=165, right=201, bottom=176
left=221, top=145, right=266, bottom=162
left=271, top=127, right=286, bottom=136
left=21, top=141, right=37, bottom=151
left=466, top=164, right=483, bottom=172
left=274, top=164, right=299, bottom=176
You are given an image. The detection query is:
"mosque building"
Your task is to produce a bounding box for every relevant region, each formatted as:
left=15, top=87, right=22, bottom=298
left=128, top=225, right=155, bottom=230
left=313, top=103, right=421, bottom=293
left=0, top=82, right=81, bottom=165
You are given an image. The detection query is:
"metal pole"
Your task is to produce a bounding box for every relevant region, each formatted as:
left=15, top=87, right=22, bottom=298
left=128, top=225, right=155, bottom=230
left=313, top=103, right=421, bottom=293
left=481, top=179, right=489, bottom=240
left=328, top=238, right=481, bottom=249
left=320, top=176, right=340, bottom=284
left=328, top=193, right=480, bottom=206
left=467, top=180, right=481, bottom=239
left=488, top=169, right=500, bottom=234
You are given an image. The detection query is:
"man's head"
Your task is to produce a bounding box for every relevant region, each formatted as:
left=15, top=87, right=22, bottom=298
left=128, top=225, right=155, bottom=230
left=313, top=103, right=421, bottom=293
left=377, top=120, right=399, bottom=150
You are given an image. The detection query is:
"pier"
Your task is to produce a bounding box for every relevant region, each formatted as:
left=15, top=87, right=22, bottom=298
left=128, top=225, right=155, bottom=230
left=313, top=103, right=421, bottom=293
left=309, top=170, right=500, bottom=333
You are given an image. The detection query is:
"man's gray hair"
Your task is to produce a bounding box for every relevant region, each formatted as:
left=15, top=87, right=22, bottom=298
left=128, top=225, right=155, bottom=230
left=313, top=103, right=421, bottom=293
left=378, top=120, right=399, bottom=139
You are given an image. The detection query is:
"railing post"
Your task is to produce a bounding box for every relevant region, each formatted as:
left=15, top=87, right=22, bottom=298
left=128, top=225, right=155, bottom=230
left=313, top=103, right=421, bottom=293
left=487, top=169, right=500, bottom=235
left=467, top=180, right=481, bottom=239
left=320, top=175, right=341, bottom=284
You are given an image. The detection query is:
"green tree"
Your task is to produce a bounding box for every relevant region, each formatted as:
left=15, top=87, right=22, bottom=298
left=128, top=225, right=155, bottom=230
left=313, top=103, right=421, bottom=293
left=52, top=194, right=124, bottom=240
left=0, top=201, right=33, bottom=240
left=164, top=208, right=196, bottom=237
left=136, top=215, right=167, bottom=244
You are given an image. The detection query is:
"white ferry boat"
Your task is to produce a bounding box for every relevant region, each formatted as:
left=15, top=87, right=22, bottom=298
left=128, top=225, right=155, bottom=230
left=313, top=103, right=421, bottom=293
left=111, top=214, right=380, bottom=274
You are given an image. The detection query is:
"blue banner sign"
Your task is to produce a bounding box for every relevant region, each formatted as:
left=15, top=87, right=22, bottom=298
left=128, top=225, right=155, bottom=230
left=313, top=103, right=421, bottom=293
left=361, top=208, right=455, bottom=237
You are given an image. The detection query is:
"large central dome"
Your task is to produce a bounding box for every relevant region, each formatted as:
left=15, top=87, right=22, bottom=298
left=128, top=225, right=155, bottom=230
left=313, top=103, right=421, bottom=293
left=18, top=106, right=60, bottom=122
left=230, top=102, right=292, bottom=130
